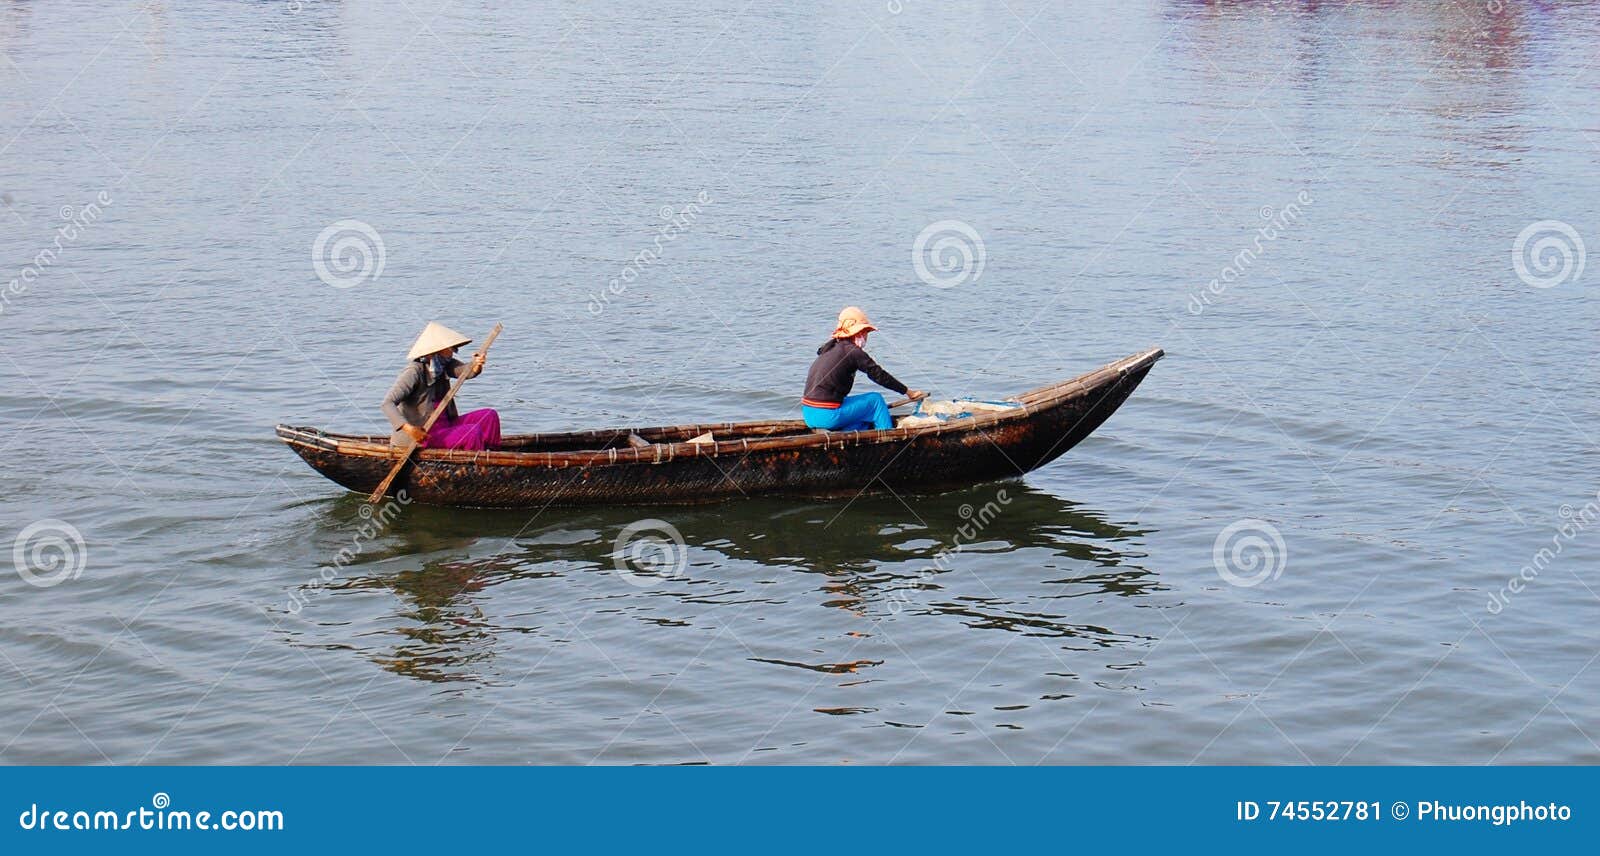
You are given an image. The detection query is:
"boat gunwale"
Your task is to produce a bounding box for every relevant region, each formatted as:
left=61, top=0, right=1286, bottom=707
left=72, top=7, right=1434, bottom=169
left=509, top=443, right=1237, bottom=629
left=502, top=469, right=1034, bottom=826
left=275, top=347, right=1163, bottom=469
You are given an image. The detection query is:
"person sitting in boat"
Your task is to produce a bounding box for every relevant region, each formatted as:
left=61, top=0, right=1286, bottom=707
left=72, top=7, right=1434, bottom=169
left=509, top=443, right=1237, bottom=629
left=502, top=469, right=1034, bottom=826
left=381, top=322, right=501, bottom=451
left=801, top=306, right=925, bottom=432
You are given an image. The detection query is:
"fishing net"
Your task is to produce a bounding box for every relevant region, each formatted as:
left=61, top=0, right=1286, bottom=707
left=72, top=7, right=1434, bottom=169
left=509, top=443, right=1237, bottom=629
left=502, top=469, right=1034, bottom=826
left=896, top=398, right=1023, bottom=429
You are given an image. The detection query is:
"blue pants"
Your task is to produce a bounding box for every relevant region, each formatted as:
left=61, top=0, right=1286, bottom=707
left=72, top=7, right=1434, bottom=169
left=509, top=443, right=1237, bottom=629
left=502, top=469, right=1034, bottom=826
left=802, top=392, right=892, bottom=432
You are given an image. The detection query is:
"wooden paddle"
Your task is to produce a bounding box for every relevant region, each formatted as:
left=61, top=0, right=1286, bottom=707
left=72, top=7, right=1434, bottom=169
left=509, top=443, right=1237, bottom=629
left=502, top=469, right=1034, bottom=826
left=368, top=323, right=503, bottom=504
left=887, top=391, right=929, bottom=409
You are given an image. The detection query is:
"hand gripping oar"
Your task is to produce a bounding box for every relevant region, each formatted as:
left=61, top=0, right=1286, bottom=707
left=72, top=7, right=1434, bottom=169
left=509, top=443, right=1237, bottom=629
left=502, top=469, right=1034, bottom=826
left=368, top=323, right=503, bottom=504
left=886, top=391, right=929, bottom=409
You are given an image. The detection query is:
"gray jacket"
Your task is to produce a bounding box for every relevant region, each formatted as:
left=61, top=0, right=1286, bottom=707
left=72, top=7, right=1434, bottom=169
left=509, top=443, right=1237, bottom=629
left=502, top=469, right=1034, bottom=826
left=381, top=358, right=471, bottom=446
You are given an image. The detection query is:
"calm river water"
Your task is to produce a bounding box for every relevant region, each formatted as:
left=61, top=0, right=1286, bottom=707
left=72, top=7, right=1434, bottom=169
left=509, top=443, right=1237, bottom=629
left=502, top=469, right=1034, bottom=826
left=2, top=0, right=1597, bottom=764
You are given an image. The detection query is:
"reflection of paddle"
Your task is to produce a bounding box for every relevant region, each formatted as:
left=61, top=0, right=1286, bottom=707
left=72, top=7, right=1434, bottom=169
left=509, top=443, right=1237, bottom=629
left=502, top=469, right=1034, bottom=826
left=369, top=323, right=503, bottom=504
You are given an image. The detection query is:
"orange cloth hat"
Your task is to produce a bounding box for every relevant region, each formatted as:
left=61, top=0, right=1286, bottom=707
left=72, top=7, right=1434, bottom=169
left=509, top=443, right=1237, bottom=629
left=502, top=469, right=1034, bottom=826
left=831, top=306, right=878, bottom=339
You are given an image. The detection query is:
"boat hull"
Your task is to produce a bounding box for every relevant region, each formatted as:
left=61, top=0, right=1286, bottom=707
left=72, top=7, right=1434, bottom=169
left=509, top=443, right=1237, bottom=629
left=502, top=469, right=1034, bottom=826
left=277, top=348, right=1162, bottom=507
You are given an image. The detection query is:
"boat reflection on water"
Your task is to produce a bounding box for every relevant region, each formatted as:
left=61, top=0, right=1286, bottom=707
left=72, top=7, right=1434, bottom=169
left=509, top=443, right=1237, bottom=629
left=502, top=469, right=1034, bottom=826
left=293, top=482, right=1163, bottom=685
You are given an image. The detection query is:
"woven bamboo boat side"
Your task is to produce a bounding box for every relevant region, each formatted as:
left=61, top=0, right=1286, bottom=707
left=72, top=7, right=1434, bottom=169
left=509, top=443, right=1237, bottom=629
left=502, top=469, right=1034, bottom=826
left=276, top=347, right=1164, bottom=507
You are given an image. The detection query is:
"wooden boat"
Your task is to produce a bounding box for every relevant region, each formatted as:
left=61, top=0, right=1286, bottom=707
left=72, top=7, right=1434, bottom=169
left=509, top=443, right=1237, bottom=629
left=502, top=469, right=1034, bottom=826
left=276, top=347, right=1163, bottom=507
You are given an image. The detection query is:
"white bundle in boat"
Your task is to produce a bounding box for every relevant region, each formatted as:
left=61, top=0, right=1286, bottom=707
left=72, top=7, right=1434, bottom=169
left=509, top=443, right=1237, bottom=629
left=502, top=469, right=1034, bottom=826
left=896, top=398, right=1023, bottom=428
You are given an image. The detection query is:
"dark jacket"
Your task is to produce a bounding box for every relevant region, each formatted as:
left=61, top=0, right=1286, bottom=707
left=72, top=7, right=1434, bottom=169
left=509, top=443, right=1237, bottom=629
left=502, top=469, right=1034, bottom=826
left=802, top=339, right=907, bottom=407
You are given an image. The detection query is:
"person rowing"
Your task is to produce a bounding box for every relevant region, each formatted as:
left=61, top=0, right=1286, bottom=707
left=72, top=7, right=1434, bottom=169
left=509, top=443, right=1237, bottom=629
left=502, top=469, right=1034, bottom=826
left=801, top=306, right=925, bottom=432
left=381, top=322, right=502, bottom=451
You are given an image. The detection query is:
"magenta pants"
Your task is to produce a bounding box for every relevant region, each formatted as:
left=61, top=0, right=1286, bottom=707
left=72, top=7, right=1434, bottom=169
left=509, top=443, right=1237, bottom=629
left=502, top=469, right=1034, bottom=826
left=423, top=408, right=501, bottom=451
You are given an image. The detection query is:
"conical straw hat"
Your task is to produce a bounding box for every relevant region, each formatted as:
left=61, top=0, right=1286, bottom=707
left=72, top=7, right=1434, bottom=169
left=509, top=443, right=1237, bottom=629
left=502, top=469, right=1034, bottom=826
left=407, top=322, right=472, bottom=360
